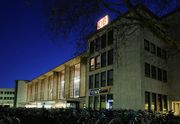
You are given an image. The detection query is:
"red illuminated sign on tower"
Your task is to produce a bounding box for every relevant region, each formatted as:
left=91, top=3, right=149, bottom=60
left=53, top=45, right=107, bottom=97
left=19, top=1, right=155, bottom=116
left=97, top=15, right=109, bottom=30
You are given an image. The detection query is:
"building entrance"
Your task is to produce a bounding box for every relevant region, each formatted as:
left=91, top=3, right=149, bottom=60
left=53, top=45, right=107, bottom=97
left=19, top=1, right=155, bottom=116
left=172, top=101, right=180, bottom=115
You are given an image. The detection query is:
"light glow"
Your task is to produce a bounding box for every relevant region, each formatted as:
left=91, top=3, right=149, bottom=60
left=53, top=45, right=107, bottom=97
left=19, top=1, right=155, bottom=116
left=97, top=15, right=109, bottom=30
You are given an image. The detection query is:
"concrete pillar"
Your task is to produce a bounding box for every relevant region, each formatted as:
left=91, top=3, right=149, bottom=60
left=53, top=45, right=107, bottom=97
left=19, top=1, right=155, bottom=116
left=44, top=77, right=48, bottom=101
left=32, top=82, right=35, bottom=101
left=64, top=65, right=70, bottom=99
left=53, top=72, right=58, bottom=100
left=37, top=80, right=41, bottom=101
left=80, top=60, right=87, bottom=97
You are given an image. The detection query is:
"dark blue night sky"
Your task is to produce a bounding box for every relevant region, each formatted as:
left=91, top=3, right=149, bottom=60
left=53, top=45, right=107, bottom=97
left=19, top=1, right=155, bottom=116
left=0, top=0, right=178, bottom=88
left=0, top=0, right=76, bottom=88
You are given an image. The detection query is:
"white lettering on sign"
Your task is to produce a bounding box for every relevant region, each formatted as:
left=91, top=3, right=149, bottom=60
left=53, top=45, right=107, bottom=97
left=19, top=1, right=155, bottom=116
left=97, top=15, right=109, bottom=30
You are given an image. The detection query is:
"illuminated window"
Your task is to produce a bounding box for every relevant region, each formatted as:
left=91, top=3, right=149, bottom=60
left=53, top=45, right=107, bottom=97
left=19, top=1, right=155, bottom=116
left=58, top=70, right=65, bottom=99
left=108, top=49, right=113, bottom=65
left=145, top=63, right=150, bottom=77
left=107, top=69, right=113, bottom=86
left=145, top=91, right=150, bottom=111
left=144, top=39, right=150, bottom=51
left=70, top=64, right=80, bottom=98
left=89, top=75, right=94, bottom=89
left=158, top=94, right=162, bottom=111
left=89, top=96, right=94, bottom=109
left=101, top=34, right=106, bottom=49
left=89, top=58, right=95, bottom=71
left=151, top=93, right=157, bottom=111
left=101, top=71, right=106, bottom=87
left=101, top=52, right=106, bottom=67
left=108, top=30, right=113, bottom=45
left=100, top=95, right=106, bottom=110
left=163, top=95, right=168, bottom=111
left=95, top=55, right=100, bottom=69
left=107, top=94, right=113, bottom=109
left=94, top=96, right=99, bottom=110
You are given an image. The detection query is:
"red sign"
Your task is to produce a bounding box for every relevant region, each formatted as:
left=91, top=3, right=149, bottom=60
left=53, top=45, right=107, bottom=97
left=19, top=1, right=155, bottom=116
left=97, top=15, right=109, bottom=30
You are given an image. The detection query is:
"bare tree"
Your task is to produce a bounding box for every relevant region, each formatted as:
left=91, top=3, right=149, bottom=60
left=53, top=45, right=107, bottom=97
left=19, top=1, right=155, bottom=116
left=26, top=0, right=180, bottom=53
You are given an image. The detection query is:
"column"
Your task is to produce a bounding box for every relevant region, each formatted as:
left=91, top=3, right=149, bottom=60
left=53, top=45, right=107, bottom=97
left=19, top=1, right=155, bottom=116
left=64, top=65, right=70, bottom=99
left=53, top=72, right=58, bottom=100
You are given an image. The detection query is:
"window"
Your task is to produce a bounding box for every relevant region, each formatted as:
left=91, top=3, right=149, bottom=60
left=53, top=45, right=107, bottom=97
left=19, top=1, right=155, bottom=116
left=158, top=94, right=163, bottom=111
left=0, top=97, right=2, bottom=100
left=4, top=97, right=6, bottom=100
left=70, top=64, right=80, bottom=98
left=107, top=69, right=113, bottom=86
left=89, top=58, right=95, bottom=71
left=151, top=93, right=157, bottom=111
left=157, top=47, right=162, bottom=57
left=101, top=52, right=106, bottom=67
left=74, top=64, right=80, bottom=98
left=107, top=94, right=113, bottom=109
left=108, top=30, right=113, bottom=45
left=95, top=74, right=100, bottom=88
left=95, top=38, right=100, bottom=52
left=163, top=70, right=167, bottom=82
left=0, top=91, right=3, bottom=94
left=162, top=49, right=167, bottom=59
left=151, top=65, right=156, bottom=79
left=163, top=95, right=168, bottom=111
left=59, top=70, right=65, bottom=99
left=90, top=41, right=95, bottom=53
left=101, top=34, right=106, bottom=49
left=89, top=96, right=94, bottom=109
left=100, top=95, right=106, bottom=110
left=158, top=68, right=163, bottom=81
left=145, top=91, right=150, bottom=111
left=89, top=75, right=94, bottom=89
left=101, top=71, right=106, bottom=87
left=145, top=63, right=150, bottom=77
left=95, top=55, right=100, bottom=69
left=94, top=96, right=99, bottom=110
left=150, top=43, right=156, bottom=54
left=144, top=39, right=150, bottom=51
left=108, top=49, right=113, bottom=65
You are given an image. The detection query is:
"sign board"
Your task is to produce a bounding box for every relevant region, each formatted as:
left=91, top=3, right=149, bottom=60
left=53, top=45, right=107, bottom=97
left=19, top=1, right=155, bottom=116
left=89, top=86, right=111, bottom=96
left=97, top=15, right=109, bottom=30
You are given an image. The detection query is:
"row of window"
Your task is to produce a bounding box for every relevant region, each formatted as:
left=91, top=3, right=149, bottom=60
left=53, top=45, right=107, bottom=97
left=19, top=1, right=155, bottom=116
left=89, top=30, right=113, bottom=53
left=0, top=97, right=14, bottom=100
left=89, top=69, right=113, bottom=89
left=145, top=91, right=167, bottom=112
left=145, top=63, right=167, bottom=82
left=144, top=39, right=167, bottom=59
left=89, top=49, right=113, bottom=71
left=0, top=91, right=14, bottom=94
left=89, top=94, right=113, bottom=110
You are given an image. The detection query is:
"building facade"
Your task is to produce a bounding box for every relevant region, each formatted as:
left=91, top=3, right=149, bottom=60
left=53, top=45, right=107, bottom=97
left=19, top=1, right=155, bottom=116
left=0, top=88, right=15, bottom=107
left=15, top=55, right=87, bottom=108
left=86, top=6, right=180, bottom=115
left=14, top=5, right=180, bottom=115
